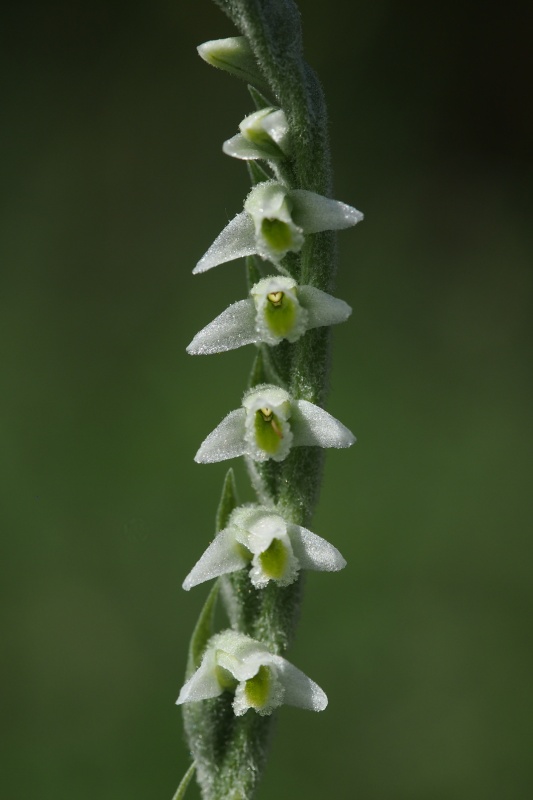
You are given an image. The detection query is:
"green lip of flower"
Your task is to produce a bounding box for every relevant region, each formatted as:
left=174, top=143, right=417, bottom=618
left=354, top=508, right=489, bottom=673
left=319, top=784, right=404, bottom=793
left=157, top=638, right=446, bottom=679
left=193, top=383, right=355, bottom=464
left=176, top=629, right=328, bottom=716
left=193, top=179, right=363, bottom=274
left=186, top=275, right=351, bottom=354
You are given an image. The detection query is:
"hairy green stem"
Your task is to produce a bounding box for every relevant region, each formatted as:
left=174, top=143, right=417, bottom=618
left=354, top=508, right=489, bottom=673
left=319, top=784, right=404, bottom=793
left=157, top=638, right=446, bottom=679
left=183, top=2, right=338, bottom=798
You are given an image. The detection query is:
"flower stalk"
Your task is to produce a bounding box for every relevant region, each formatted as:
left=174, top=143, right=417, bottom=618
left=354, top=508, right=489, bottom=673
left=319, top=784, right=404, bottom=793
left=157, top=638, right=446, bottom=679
left=175, top=1, right=362, bottom=798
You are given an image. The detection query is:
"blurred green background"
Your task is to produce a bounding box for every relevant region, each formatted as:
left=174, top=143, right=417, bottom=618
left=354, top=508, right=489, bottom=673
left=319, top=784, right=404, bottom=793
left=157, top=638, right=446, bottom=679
left=1, top=1, right=532, bottom=798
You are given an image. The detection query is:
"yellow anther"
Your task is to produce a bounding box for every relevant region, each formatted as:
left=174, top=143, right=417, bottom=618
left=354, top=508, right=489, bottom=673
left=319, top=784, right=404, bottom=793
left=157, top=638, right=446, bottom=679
left=259, top=407, right=273, bottom=422
left=267, top=291, right=284, bottom=307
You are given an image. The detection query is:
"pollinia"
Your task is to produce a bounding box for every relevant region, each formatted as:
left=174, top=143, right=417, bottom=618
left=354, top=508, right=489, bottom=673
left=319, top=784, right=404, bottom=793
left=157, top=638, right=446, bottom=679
left=174, top=2, right=363, bottom=798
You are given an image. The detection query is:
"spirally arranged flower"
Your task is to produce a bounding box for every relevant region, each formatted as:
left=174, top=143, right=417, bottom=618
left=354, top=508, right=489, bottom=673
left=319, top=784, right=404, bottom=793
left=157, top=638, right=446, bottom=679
left=177, top=629, right=327, bottom=717
left=193, top=180, right=363, bottom=272
left=195, top=383, right=355, bottom=464
left=187, top=275, right=351, bottom=354
left=223, top=106, right=290, bottom=161
left=177, top=20, right=364, bottom=799
left=183, top=505, right=346, bottom=590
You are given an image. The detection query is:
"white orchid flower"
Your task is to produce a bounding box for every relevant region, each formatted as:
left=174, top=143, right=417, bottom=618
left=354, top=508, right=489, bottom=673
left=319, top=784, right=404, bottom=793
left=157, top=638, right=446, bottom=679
left=176, top=629, right=327, bottom=716
left=195, top=383, right=355, bottom=464
left=183, top=505, right=346, bottom=591
left=187, top=275, right=351, bottom=354
left=223, top=107, right=290, bottom=161
left=193, top=180, right=363, bottom=273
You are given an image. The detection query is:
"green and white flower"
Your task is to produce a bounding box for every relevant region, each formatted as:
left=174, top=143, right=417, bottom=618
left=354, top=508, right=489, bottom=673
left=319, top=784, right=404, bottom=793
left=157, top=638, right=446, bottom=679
left=223, top=107, right=290, bottom=161
left=196, top=36, right=269, bottom=92
left=187, top=275, right=351, bottom=354
left=193, top=180, right=363, bottom=272
left=194, top=383, right=355, bottom=464
left=176, top=629, right=328, bottom=716
left=183, top=505, right=346, bottom=590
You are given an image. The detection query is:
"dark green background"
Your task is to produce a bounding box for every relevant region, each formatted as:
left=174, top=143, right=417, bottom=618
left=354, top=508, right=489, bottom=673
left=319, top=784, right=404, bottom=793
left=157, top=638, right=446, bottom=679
left=2, top=1, right=532, bottom=798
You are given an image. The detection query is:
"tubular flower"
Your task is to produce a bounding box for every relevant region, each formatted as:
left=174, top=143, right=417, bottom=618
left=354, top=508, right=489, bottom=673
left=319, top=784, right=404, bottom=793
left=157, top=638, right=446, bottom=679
left=194, top=383, right=355, bottom=464
left=222, top=107, right=290, bottom=161
left=183, top=505, right=346, bottom=590
left=187, top=275, right=351, bottom=354
left=176, top=629, right=328, bottom=716
left=193, top=179, right=363, bottom=272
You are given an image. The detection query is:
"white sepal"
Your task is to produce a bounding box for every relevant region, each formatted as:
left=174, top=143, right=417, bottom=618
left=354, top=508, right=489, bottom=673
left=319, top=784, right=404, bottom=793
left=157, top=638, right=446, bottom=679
left=194, top=212, right=256, bottom=274
left=222, top=134, right=271, bottom=161
left=297, top=285, right=352, bottom=329
left=194, top=409, right=247, bottom=463
left=292, top=399, right=355, bottom=449
left=176, top=629, right=328, bottom=716
left=270, top=655, right=328, bottom=712
left=290, top=188, right=364, bottom=233
left=290, top=525, right=346, bottom=572
left=182, top=528, right=249, bottom=591
left=186, top=299, right=258, bottom=354
left=176, top=646, right=221, bottom=704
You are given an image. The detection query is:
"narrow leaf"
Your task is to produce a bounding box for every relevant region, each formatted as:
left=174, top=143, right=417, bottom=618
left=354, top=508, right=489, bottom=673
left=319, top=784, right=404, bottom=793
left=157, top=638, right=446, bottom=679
left=247, top=348, right=268, bottom=390
left=216, top=468, right=239, bottom=533
left=186, top=582, right=219, bottom=678
left=171, top=762, right=196, bottom=800
left=248, top=84, right=274, bottom=110
left=246, top=160, right=272, bottom=186
left=246, top=254, right=262, bottom=290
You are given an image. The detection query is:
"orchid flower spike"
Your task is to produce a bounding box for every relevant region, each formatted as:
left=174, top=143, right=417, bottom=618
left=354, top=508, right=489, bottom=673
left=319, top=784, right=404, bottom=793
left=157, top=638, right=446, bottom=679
left=195, top=383, right=355, bottom=464
left=176, top=629, right=327, bottom=716
left=183, top=505, right=346, bottom=591
left=223, top=107, right=290, bottom=161
left=187, top=275, right=351, bottom=354
left=194, top=180, right=363, bottom=273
